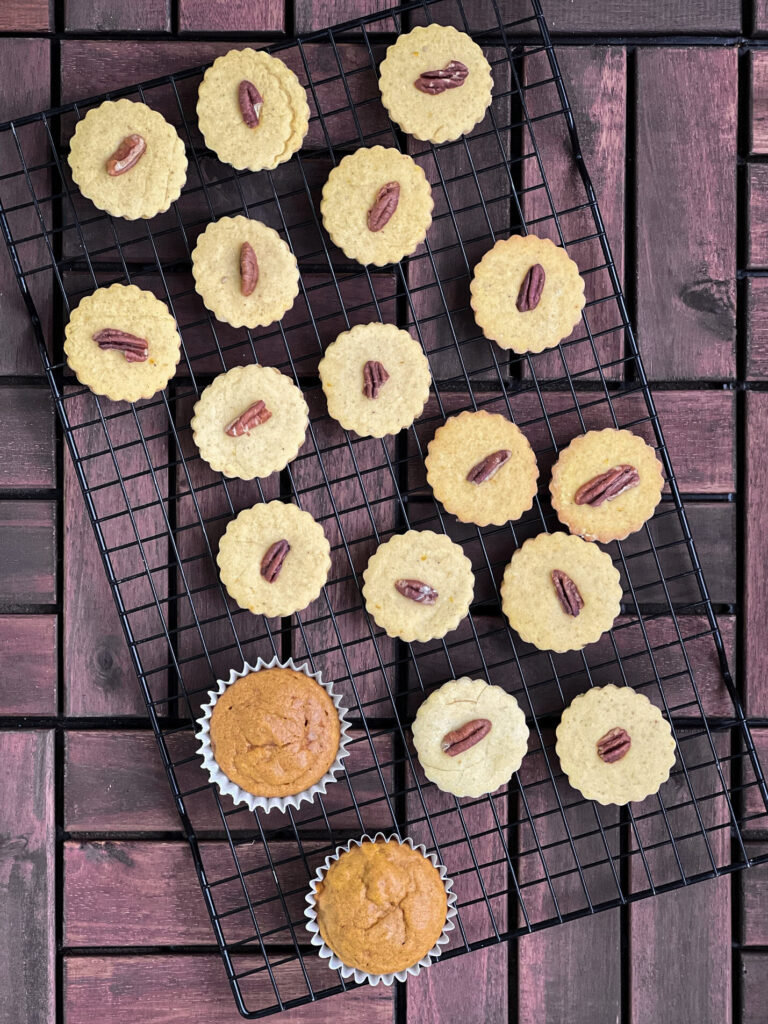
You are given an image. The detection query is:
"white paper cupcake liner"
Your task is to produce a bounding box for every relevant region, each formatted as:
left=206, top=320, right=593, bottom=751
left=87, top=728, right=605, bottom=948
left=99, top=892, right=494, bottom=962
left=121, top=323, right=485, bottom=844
left=194, top=655, right=351, bottom=814
left=304, top=832, right=458, bottom=986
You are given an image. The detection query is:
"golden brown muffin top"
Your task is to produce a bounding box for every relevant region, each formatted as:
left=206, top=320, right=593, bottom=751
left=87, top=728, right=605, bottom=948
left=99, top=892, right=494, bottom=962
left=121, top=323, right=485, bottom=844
left=209, top=668, right=340, bottom=798
left=314, top=839, right=447, bottom=975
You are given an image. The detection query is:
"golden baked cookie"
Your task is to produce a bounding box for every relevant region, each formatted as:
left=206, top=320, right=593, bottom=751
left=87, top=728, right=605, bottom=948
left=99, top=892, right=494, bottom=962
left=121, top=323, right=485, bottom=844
left=191, top=364, right=308, bottom=480
left=362, top=530, right=474, bottom=643
left=217, top=501, right=331, bottom=617
left=425, top=410, right=538, bottom=526
left=500, top=532, right=622, bottom=653
left=378, top=25, right=493, bottom=144
left=196, top=48, right=309, bottom=171
left=68, top=99, right=187, bottom=220
left=550, top=428, right=664, bottom=543
left=556, top=684, right=677, bottom=805
left=64, top=283, right=181, bottom=403
left=320, top=146, right=433, bottom=266
left=191, top=216, right=299, bottom=329
left=470, top=234, right=585, bottom=353
left=411, top=677, right=529, bottom=798
left=318, top=322, right=432, bottom=438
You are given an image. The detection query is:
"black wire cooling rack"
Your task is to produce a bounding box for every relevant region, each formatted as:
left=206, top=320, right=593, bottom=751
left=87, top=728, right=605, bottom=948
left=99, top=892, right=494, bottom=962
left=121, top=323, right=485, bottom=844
left=1, top=0, right=767, bottom=1017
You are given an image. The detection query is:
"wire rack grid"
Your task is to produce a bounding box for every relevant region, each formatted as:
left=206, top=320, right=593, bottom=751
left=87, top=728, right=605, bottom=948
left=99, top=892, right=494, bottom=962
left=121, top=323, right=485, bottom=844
left=0, top=0, right=767, bottom=1017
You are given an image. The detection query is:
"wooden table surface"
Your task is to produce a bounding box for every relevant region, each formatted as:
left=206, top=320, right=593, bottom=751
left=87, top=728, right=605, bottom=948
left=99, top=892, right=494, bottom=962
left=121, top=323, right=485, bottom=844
left=2, top=0, right=768, bottom=1022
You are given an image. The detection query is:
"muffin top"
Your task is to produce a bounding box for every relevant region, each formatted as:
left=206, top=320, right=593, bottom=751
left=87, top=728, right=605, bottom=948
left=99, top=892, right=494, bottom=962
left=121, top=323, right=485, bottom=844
left=209, top=667, right=340, bottom=798
left=314, top=839, right=447, bottom=975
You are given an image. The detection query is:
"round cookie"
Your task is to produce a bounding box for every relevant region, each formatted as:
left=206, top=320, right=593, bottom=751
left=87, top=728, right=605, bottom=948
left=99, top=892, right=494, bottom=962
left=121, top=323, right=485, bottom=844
left=318, top=322, right=432, bottom=438
left=64, top=283, right=181, bottom=403
left=411, top=677, right=529, bottom=798
left=191, top=216, right=300, bottom=329
left=217, top=501, right=331, bottom=618
left=191, top=365, right=308, bottom=480
left=425, top=410, right=538, bottom=526
left=550, top=428, right=664, bottom=543
left=197, top=49, right=309, bottom=171
left=320, top=147, right=433, bottom=266
left=500, top=532, right=622, bottom=653
left=378, top=25, right=493, bottom=144
left=362, top=530, right=474, bottom=643
left=68, top=99, right=187, bottom=221
left=555, top=684, right=677, bottom=806
left=470, top=234, right=585, bottom=353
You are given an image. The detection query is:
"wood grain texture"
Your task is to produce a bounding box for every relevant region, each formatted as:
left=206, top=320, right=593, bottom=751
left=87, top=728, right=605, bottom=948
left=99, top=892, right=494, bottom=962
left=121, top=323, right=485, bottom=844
left=748, top=164, right=768, bottom=268
left=407, top=946, right=508, bottom=1024
left=294, top=0, right=393, bottom=32
left=179, top=0, right=284, bottom=32
left=503, top=0, right=740, bottom=33
left=0, top=501, right=56, bottom=605
left=636, top=48, right=737, bottom=379
left=747, top=276, right=768, bottom=378
left=64, top=0, right=170, bottom=31
left=0, top=731, right=54, bottom=1024
left=0, top=615, right=57, bottom=715
left=0, top=0, right=50, bottom=30
left=757, top=0, right=768, bottom=35
left=751, top=53, right=768, bottom=154
left=746, top=393, right=768, bottom=717
left=740, top=952, right=768, bottom=1024
left=741, top=843, right=768, bottom=945
left=0, top=388, right=55, bottom=490
left=744, top=729, right=768, bottom=834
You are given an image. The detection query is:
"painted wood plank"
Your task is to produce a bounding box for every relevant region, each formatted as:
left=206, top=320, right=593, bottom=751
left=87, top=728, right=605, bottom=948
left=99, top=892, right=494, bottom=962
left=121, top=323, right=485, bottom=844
left=746, top=277, right=768, bottom=379
left=745, top=393, right=768, bottom=717
left=744, top=729, right=768, bottom=834
left=0, top=501, right=56, bottom=605
left=0, top=730, right=54, bottom=1024
left=294, top=0, right=393, bottom=32
left=0, top=615, right=57, bottom=715
left=0, top=388, right=55, bottom=490
left=757, top=0, right=768, bottom=35
left=508, top=0, right=740, bottom=33
left=748, top=164, right=768, bottom=268
left=179, top=0, right=284, bottom=32
left=741, top=843, right=768, bottom=946
left=64, top=0, right=170, bottom=31
left=751, top=53, right=768, bottom=154
left=636, top=49, right=737, bottom=379
left=740, top=952, right=768, bottom=1024
left=408, top=945, right=508, bottom=1024
left=0, top=0, right=50, bottom=30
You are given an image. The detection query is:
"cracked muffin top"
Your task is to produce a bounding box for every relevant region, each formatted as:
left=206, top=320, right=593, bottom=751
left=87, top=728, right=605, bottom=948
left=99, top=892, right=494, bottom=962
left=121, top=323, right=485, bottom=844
left=208, top=667, right=340, bottom=798
left=314, top=839, right=447, bottom=975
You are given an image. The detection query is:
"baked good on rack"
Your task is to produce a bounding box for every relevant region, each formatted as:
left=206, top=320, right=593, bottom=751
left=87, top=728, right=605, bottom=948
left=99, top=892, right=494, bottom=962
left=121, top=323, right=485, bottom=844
left=378, top=24, right=493, bottom=144
left=500, top=532, right=622, bottom=653
left=411, top=677, right=529, bottom=797
left=470, top=233, right=585, bottom=353
left=320, top=146, right=433, bottom=265
left=550, top=428, right=664, bottom=543
left=196, top=48, right=309, bottom=171
left=64, top=283, right=181, bottom=403
left=425, top=410, right=538, bottom=526
left=191, top=364, right=308, bottom=480
left=68, top=98, right=187, bottom=220
left=318, top=322, right=432, bottom=437
left=191, top=216, right=300, bottom=329
left=555, top=684, right=677, bottom=805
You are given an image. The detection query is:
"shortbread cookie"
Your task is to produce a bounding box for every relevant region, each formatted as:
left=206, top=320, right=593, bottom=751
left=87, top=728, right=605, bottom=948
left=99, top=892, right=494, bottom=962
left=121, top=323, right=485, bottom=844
left=191, top=216, right=300, bottom=329
left=362, top=530, right=474, bottom=643
left=191, top=365, right=308, bottom=480
left=425, top=410, right=538, bottom=526
left=217, top=501, right=331, bottom=618
left=470, top=234, right=585, bottom=353
left=412, top=677, right=529, bottom=798
left=68, top=99, right=187, bottom=220
left=556, top=684, right=677, bottom=806
left=550, top=428, right=664, bottom=543
left=64, top=283, right=181, bottom=403
left=320, top=147, right=433, bottom=266
left=197, top=49, right=309, bottom=171
left=378, top=25, right=493, bottom=144
left=318, top=322, right=432, bottom=438
left=500, top=532, right=621, bottom=653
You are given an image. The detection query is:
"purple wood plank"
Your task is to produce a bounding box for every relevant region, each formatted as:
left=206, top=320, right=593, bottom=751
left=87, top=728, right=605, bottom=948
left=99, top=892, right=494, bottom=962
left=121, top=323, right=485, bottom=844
left=746, top=393, right=768, bottom=717
left=0, top=730, right=54, bottom=1024
left=64, top=0, right=170, bottom=31
left=744, top=729, right=768, bottom=834
left=0, top=0, right=50, bottom=30
left=746, top=277, right=768, bottom=378
left=523, top=46, right=627, bottom=380
left=740, top=952, right=768, bottom=1024
left=0, top=615, right=57, bottom=715
left=636, top=49, right=737, bottom=380
left=295, top=0, right=393, bottom=32
left=179, top=0, right=283, bottom=32
left=0, top=388, right=55, bottom=490
left=751, top=53, right=768, bottom=154
left=741, top=843, right=768, bottom=946
left=748, top=164, right=768, bottom=268
left=0, top=500, right=56, bottom=604
left=758, top=0, right=768, bottom=34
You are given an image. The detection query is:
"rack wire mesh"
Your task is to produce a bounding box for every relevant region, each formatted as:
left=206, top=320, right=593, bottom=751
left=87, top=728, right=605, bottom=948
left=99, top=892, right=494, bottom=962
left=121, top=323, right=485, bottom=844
left=0, top=0, right=766, bottom=1016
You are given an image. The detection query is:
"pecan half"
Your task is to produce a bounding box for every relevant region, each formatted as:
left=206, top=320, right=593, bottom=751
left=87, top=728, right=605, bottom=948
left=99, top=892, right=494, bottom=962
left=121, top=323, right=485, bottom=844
left=224, top=400, right=272, bottom=437
left=106, top=134, right=147, bottom=177
left=92, top=328, right=148, bottom=363
left=362, top=360, right=389, bottom=399
left=367, top=181, right=400, bottom=232
left=414, top=60, right=469, bottom=94
left=394, top=578, right=438, bottom=604
left=240, top=241, right=259, bottom=297
left=466, top=449, right=511, bottom=485
left=441, top=718, right=492, bottom=756
left=596, top=726, right=631, bottom=764
left=551, top=569, right=584, bottom=617
left=516, top=263, right=546, bottom=312
left=238, top=79, right=263, bottom=128
left=260, top=539, right=290, bottom=583
left=574, top=464, right=640, bottom=507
